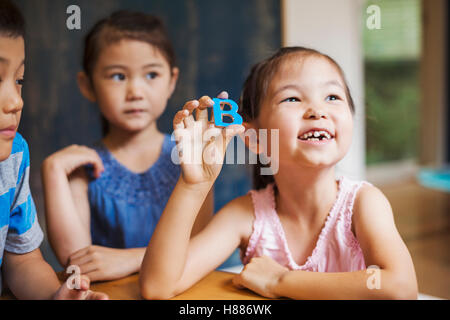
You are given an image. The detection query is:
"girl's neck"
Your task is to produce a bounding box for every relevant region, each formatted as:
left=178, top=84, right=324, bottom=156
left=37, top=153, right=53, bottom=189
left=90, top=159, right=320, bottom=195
left=274, top=165, right=338, bottom=227
left=102, top=122, right=163, bottom=153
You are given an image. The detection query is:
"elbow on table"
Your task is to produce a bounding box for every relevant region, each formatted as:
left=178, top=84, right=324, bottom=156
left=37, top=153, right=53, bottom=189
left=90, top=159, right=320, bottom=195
left=139, top=277, right=177, bottom=300
left=50, top=245, right=71, bottom=269
left=390, top=283, right=418, bottom=300
left=384, top=275, right=418, bottom=300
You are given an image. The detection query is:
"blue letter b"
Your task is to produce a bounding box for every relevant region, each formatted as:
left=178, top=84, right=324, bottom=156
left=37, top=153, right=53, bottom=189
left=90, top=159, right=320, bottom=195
left=212, top=98, right=243, bottom=127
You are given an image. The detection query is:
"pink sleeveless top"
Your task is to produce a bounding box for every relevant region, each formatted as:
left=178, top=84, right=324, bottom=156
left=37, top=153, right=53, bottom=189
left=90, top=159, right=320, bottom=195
left=241, top=176, right=369, bottom=272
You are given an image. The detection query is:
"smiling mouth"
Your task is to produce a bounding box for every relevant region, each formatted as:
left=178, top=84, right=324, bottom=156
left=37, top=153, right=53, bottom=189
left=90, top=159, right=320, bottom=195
left=298, top=130, right=334, bottom=141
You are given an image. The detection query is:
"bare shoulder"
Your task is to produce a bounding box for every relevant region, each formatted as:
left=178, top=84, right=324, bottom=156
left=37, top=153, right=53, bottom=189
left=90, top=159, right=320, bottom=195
left=352, top=183, right=396, bottom=232
left=354, top=183, right=392, bottom=216
left=218, top=192, right=254, bottom=222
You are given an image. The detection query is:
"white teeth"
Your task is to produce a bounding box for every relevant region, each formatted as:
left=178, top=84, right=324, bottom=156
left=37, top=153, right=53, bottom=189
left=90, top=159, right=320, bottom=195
left=300, top=130, right=333, bottom=141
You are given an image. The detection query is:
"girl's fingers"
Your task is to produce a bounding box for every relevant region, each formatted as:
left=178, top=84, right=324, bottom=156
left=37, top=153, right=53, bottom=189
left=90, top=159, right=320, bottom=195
left=83, top=270, right=104, bottom=283
left=73, top=147, right=104, bottom=178
left=174, top=109, right=188, bottom=130
left=78, top=261, right=99, bottom=275
left=182, top=99, right=199, bottom=113
left=225, top=124, right=246, bottom=135
left=198, top=96, right=214, bottom=109
left=79, top=275, right=90, bottom=291
left=183, top=114, right=195, bottom=128
left=86, top=290, right=109, bottom=300
left=223, top=124, right=245, bottom=143
left=216, top=91, right=229, bottom=99
left=218, top=125, right=245, bottom=155
left=88, top=151, right=104, bottom=178
left=207, top=91, right=228, bottom=126
left=182, top=100, right=198, bottom=128
left=208, top=107, right=215, bottom=126
left=68, top=253, right=92, bottom=268
left=68, top=246, right=91, bottom=262
left=232, top=274, right=245, bottom=289
left=196, top=96, right=214, bottom=122
left=58, top=275, right=90, bottom=300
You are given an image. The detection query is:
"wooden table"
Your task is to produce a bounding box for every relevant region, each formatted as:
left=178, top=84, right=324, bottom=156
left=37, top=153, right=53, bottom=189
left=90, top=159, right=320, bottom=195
left=1, top=271, right=269, bottom=300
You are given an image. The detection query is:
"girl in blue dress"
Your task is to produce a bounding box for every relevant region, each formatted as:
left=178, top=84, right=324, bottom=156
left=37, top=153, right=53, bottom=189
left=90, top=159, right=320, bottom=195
left=41, top=11, right=213, bottom=282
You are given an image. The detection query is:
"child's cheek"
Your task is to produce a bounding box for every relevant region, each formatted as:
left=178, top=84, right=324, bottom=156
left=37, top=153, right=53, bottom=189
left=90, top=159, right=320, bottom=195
left=263, top=114, right=295, bottom=158
left=271, top=113, right=296, bottom=137
left=99, top=86, right=122, bottom=109
left=336, top=113, right=354, bottom=153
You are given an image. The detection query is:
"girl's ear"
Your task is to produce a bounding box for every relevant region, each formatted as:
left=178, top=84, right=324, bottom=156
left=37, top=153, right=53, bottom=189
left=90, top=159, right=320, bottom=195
left=77, top=71, right=96, bottom=102
left=168, top=67, right=179, bottom=98
left=241, top=121, right=265, bottom=154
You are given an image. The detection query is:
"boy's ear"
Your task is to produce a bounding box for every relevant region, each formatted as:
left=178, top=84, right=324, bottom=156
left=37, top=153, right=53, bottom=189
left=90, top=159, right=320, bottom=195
left=241, top=121, right=264, bottom=154
left=168, top=67, right=179, bottom=98
left=77, top=71, right=96, bottom=102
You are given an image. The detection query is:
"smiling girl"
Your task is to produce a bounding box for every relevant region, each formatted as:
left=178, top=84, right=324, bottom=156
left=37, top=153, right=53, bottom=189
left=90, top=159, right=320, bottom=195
left=140, top=46, right=418, bottom=300
left=41, top=11, right=213, bottom=282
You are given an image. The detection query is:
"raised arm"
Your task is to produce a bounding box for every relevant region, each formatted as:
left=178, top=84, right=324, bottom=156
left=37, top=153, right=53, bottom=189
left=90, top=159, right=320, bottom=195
left=41, top=145, right=104, bottom=267
left=139, top=93, right=247, bottom=299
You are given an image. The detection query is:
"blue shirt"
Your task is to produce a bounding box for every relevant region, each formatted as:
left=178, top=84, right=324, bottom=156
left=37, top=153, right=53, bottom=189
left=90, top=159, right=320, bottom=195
left=87, top=134, right=180, bottom=248
left=0, top=133, right=44, bottom=294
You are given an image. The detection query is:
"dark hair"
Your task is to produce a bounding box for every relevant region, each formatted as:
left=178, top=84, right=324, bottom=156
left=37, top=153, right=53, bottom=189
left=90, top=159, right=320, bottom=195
left=239, top=46, right=355, bottom=190
left=82, top=10, right=176, bottom=136
left=0, top=0, right=25, bottom=38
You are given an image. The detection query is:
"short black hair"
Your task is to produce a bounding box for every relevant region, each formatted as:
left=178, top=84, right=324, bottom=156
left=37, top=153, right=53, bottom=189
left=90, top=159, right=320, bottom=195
left=0, top=0, right=25, bottom=38
left=83, top=10, right=176, bottom=78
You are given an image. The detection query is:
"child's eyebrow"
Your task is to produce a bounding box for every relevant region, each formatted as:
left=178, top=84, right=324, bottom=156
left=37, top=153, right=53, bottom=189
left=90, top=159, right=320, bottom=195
left=102, top=64, right=127, bottom=71
left=0, top=57, right=25, bottom=69
left=0, top=56, right=9, bottom=65
left=272, top=84, right=301, bottom=96
left=142, top=63, right=164, bottom=69
left=102, top=63, right=164, bottom=71
left=321, top=80, right=344, bottom=89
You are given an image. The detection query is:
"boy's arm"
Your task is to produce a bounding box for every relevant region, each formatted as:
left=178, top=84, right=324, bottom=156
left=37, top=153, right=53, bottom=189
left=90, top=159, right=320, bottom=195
left=2, top=248, right=62, bottom=299
left=3, top=248, right=109, bottom=300
left=233, top=185, right=418, bottom=300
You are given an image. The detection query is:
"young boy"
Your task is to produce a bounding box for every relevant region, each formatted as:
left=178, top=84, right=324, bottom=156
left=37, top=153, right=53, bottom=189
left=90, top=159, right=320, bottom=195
left=0, top=0, right=107, bottom=299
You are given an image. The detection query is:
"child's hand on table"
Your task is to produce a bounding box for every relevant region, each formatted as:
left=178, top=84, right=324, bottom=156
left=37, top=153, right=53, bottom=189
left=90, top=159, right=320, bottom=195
left=232, top=256, right=289, bottom=299
left=67, top=245, right=141, bottom=282
left=53, top=274, right=108, bottom=300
